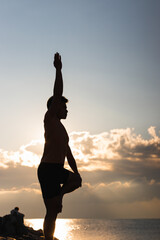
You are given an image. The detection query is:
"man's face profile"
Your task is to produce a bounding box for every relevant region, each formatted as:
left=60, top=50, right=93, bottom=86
left=57, top=103, right=68, bottom=119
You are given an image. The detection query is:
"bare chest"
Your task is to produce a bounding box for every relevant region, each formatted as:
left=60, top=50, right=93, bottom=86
left=45, top=118, right=69, bottom=144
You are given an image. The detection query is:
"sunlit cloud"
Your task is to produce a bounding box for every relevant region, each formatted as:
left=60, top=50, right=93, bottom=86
left=0, top=126, right=160, bottom=218
left=0, top=149, right=21, bottom=169
left=0, top=140, right=44, bottom=168
left=69, top=126, right=160, bottom=174
left=0, top=187, right=40, bottom=195
left=1, top=126, right=160, bottom=171
left=19, top=140, right=44, bottom=167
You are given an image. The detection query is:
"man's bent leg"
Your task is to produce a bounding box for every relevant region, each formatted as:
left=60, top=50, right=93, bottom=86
left=61, top=172, right=81, bottom=196
left=44, top=197, right=60, bottom=240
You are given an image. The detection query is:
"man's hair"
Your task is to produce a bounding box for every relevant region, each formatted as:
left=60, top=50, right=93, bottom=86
left=47, top=96, right=68, bottom=110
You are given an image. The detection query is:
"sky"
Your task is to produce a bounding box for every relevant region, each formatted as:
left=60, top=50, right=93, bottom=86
left=0, top=0, right=160, bottom=219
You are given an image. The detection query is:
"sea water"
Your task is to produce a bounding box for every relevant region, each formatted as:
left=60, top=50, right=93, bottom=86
left=25, top=218, right=160, bottom=240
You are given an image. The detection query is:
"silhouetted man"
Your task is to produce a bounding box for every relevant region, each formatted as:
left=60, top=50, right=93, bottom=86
left=38, top=53, right=82, bottom=240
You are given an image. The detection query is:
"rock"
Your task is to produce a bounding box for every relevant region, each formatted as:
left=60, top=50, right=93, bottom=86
left=0, top=238, right=16, bottom=240
left=0, top=217, right=3, bottom=234
left=0, top=210, right=44, bottom=240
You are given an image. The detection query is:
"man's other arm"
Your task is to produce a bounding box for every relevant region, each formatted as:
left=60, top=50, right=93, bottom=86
left=67, top=146, right=82, bottom=186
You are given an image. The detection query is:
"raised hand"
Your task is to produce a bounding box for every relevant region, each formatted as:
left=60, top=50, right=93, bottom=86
left=53, top=52, right=62, bottom=70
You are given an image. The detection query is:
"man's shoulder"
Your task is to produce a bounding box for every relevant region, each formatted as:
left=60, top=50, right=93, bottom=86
left=44, top=111, right=60, bottom=130
left=44, top=110, right=58, bottom=121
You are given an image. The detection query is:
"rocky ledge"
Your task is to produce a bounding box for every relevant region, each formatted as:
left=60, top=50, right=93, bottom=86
left=0, top=208, right=44, bottom=240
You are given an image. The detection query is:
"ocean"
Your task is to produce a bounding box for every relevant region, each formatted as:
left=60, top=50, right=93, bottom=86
left=25, top=218, right=160, bottom=240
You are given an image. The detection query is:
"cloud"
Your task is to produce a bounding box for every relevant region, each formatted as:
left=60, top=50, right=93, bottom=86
left=22, top=140, right=44, bottom=157
left=0, top=187, right=44, bottom=218
left=69, top=127, right=160, bottom=179
left=0, top=139, right=43, bottom=168
left=0, top=164, right=38, bottom=189
left=0, top=126, right=160, bottom=218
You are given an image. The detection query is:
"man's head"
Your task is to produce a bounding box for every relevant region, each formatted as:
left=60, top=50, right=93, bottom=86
left=47, top=96, right=68, bottom=119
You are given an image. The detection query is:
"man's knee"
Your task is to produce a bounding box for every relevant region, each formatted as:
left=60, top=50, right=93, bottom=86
left=45, top=207, right=57, bottom=219
left=44, top=197, right=61, bottom=216
left=45, top=212, right=57, bottom=221
left=76, top=175, right=82, bottom=187
left=72, top=173, right=82, bottom=189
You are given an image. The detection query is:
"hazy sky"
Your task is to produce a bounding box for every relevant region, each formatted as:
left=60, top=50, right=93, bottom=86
left=0, top=0, right=160, bottom=219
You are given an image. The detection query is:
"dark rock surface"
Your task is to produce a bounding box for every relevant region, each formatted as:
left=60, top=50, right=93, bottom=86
left=0, top=210, right=44, bottom=240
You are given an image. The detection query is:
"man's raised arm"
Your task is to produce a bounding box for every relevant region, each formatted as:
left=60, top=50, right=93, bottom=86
left=53, top=52, right=63, bottom=101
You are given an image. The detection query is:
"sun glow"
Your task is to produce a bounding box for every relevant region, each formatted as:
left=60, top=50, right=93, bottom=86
left=25, top=218, right=75, bottom=240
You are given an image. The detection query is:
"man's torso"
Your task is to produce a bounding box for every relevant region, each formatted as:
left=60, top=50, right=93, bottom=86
left=41, top=111, right=69, bottom=164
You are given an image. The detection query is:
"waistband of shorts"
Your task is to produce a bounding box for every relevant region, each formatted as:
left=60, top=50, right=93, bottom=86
left=39, top=162, right=63, bottom=168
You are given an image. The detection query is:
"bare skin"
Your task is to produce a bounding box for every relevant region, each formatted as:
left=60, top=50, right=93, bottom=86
left=40, top=53, right=82, bottom=240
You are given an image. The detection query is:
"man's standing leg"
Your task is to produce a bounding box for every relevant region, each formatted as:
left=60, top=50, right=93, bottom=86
left=43, top=197, right=61, bottom=240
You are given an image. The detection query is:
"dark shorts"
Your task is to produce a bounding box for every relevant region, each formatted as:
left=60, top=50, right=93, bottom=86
left=37, top=162, right=70, bottom=199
